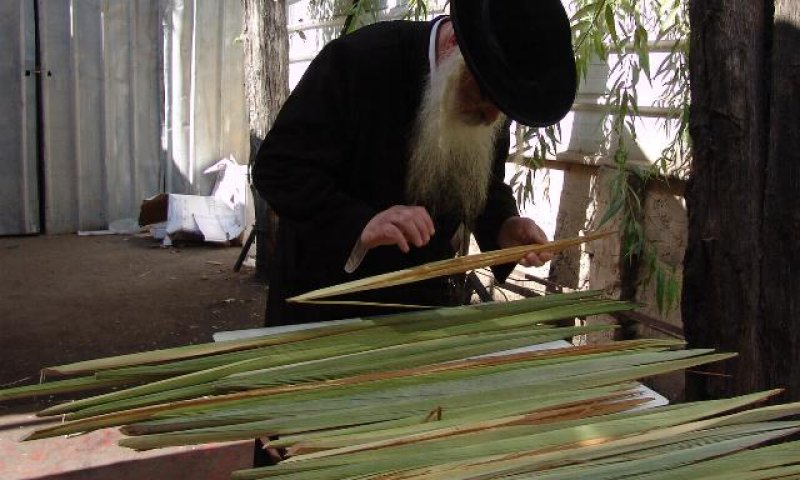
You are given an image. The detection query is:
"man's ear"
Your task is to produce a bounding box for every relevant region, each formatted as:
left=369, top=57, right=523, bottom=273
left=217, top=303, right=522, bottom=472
left=438, top=21, right=460, bottom=60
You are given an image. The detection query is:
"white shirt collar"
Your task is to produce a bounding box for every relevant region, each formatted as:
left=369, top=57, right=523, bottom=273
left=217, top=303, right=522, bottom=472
left=429, top=16, right=448, bottom=73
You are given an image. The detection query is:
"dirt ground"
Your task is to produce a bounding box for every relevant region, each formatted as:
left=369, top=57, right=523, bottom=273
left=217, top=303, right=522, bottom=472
left=0, top=234, right=265, bottom=388
left=0, top=233, right=266, bottom=479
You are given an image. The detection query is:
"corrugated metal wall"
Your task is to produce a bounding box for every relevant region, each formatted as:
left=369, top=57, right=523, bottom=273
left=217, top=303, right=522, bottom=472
left=0, top=0, right=39, bottom=235
left=162, top=0, right=248, bottom=200
left=0, top=0, right=248, bottom=235
left=35, top=0, right=162, bottom=233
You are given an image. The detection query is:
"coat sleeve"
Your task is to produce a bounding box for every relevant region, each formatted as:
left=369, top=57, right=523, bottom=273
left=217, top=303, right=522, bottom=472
left=473, top=121, right=520, bottom=283
left=252, top=41, right=377, bottom=263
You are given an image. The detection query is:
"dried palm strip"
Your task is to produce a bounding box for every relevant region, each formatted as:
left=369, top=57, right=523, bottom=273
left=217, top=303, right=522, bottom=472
left=119, top=394, right=646, bottom=452
left=35, top=290, right=607, bottom=383
left=40, top=300, right=633, bottom=418
left=61, top=384, right=220, bottom=421
left=275, top=385, right=643, bottom=454
left=213, top=337, right=681, bottom=391
left=150, top=350, right=721, bottom=432
left=122, top=343, right=675, bottom=437
left=69, top=324, right=613, bottom=420
left=112, top=348, right=724, bottom=458
left=639, top=441, right=800, bottom=480
left=42, top=322, right=375, bottom=377
left=25, top=344, right=585, bottom=438
left=701, top=464, right=800, bottom=480
left=0, top=376, right=132, bottom=402
left=85, top=292, right=611, bottom=381
left=23, top=381, right=334, bottom=441
left=509, top=427, right=800, bottom=480
left=286, top=398, right=648, bottom=462
left=292, top=392, right=786, bottom=480
left=29, top=328, right=620, bottom=438
left=232, top=390, right=775, bottom=480
left=267, top=353, right=730, bottom=453
left=412, top=401, right=800, bottom=480
left=389, top=392, right=792, bottom=480
left=123, top=382, right=641, bottom=437
left=261, top=351, right=735, bottom=455
left=289, top=230, right=613, bottom=304
left=163, top=346, right=692, bottom=445
left=211, top=324, right=617, bottom=391
left=320, top=423, right=800, bottom=480
left=25, top=343, right=707, bottom=441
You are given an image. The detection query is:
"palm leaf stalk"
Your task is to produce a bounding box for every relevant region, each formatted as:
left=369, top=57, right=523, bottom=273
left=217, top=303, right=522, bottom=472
left=122, top=382, right=642, bottom=437
left=288, top=231, right=613, bottom=305
left=230, top=392, right=793, bottom=480
left=122, top=340, right=678, bottom=436
left=353, top=425, right=800, bottom=480
left=636, top=441, right=800, bottom=480
left=117, top=385, right=647, bottom=451
left=94, top=291, right=610, bottom=380
left=41, top=329, right=370, bottom=377
left=24, top=346, right=730, bottom=441
left=129, top=347, right=699, bottom=442
left=0, top=375, right=133, bottom=402
left=390, top=402, right=799, bottom=480
left=36, top=299, right=635, bottom=418
left=17, top=294, right=636, bottom=436
left=11, top=290, right=604, bottom=404
left=65, top=323, right=613, bottom=420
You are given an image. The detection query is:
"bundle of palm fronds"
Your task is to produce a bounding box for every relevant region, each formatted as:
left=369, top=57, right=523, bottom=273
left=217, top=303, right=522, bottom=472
left=3, top=234, right=799, bottom=479
left=4, top=291, right=799, bottom=479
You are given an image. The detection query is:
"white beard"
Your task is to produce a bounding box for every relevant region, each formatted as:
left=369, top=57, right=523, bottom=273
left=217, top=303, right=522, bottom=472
left=406, top=51, right=505, bottom=224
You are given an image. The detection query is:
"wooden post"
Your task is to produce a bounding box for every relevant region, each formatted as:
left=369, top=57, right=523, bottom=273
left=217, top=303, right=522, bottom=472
left=684, top=1, right=800, bottom=401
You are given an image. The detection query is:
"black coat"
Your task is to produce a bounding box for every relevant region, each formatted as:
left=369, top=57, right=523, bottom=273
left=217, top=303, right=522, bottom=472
left=253, top=19, right=519, bottom=325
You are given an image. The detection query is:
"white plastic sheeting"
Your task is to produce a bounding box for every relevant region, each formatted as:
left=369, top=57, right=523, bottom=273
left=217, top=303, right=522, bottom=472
left=0, top=0, right=248, bottom=235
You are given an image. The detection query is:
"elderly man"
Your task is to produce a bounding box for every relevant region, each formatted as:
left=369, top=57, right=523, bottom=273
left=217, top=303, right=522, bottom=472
left=253, top=0, right=576, bottom=326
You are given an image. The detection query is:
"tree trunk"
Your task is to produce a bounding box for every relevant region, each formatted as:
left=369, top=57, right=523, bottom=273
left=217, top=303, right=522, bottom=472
left=242, top=0, right=288, bottom=279
left=684, top=0, right=800, bottom=401
left=760, top=1, right=800, bottom=400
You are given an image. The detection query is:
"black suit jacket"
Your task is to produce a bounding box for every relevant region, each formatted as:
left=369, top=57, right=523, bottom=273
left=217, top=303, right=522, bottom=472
left=253, top=19, right=519, bottom=325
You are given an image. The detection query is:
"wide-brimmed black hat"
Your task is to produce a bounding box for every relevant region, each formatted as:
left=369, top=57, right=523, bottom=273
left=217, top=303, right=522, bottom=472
left=450, top=0, right=577, bottom=127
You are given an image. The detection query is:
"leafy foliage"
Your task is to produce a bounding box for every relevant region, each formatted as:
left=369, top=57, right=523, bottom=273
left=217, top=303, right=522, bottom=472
left=521, top=0, right=690, bottom=315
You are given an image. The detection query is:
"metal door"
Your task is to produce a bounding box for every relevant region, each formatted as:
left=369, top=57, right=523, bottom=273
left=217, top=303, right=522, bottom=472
left=0, top=0, right=40, bottom=235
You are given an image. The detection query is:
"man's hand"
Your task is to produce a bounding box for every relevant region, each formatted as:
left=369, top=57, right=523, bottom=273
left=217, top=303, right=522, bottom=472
left=497, top=216, right=553, bottom=267
left=360, top=206, right=435, bottom=253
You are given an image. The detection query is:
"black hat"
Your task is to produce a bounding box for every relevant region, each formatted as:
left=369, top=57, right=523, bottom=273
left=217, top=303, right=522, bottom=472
left=450, top=0, right=577, bottom=127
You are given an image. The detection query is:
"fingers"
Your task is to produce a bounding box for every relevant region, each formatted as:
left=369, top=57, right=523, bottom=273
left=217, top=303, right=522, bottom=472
left=520, top=250, right=553, bottom=268
left=522, top=222, right=553, bottom=266
left=393, top=210, right=429, bottom=248
left=498, top=216, right=553, bottom=267
left=526, top=223, right=549, bottom=245
left=360, top=206, right=435, bottom=252
left=380, top=223, right=410, bottom=253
